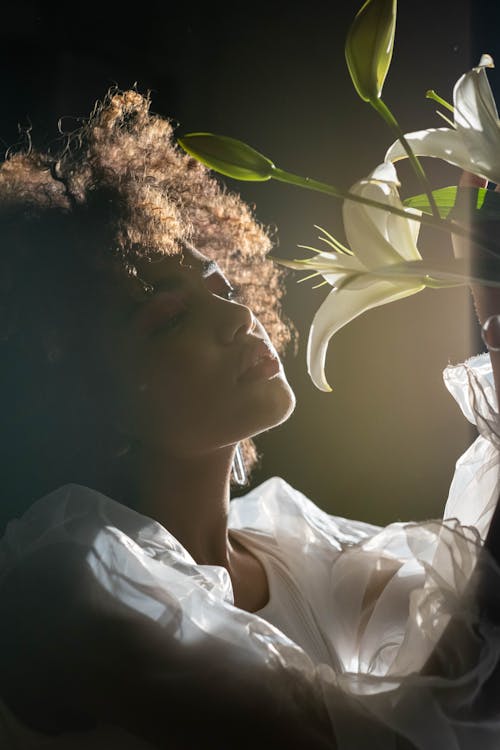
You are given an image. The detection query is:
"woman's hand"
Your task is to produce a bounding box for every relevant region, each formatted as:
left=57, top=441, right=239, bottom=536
left=451, top=171, right=500, bottom=605
left=452, top=171, right=500, bottom=398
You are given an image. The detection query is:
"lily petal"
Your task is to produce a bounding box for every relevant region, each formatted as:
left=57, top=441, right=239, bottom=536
left=343, top=162, right=422, bottom=268
left=453, top=64, right=500, bottom=181
left=387, top=208, right=421, bottom=253
left=386, top=126, right=500, bottom=184
left=307, top=279, right=424, bottom=391
left=385, top=58, right=500, bottom=183
left=385, top=126, right=475, bottom=170
left=454, top=60, right=499, bottom=132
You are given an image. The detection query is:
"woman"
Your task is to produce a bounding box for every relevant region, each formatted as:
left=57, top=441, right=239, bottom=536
left=0, top=89, right=499, bottom=749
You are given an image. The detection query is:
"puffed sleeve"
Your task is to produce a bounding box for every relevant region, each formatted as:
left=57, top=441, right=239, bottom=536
left=443, top=352, right=500, bottom=538
left=0, top=483, right=363, bottom=749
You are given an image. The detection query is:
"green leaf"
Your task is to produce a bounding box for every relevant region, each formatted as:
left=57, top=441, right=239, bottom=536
left=178, top=133, right=275, bottom=181
left=404, top=186, right=500, bottom=221
left=345, top=0, right=397, bottom=103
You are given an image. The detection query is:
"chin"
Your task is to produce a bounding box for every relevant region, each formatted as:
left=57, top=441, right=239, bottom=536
left=242, top=372, right=296, bottom=438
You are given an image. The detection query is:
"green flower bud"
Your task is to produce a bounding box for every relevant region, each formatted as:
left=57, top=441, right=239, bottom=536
left=178, top=133, right=275, bottom=181
left=345, top=0, right=397, bottom=103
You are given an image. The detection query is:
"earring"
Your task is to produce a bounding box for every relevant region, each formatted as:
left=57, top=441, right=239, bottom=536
left=231, top=442, right=247, bottom=486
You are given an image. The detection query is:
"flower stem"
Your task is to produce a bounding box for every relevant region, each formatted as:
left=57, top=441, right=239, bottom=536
left=270, top=167, right=500, bottom=259
left=370, top=98, right=440, bottom=220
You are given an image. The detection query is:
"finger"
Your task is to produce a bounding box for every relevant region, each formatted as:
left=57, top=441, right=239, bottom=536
left=482, top=315, right=500, bottom=351
left=452, top=172, right=489, bottom=259
left=459, top=170, right=488, bottom=189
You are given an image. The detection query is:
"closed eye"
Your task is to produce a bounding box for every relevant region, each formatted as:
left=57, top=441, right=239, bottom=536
left=138, top=290, right=189, bottom=336
left=205, top=271, right=242, bottom=302
left=153, top=307, right=188, bottom=334
left=217, top=283, right=242, bottom=301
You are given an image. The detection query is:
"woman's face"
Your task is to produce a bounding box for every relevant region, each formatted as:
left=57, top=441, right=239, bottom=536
left=98, top=245, right=296, bottom=459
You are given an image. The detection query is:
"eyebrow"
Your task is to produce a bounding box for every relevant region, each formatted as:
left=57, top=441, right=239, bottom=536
left=147, top=259, right=221, bottom=293
left=135, top=258, right=224, bottom=302
left=200, top=259, right=219, bottom=277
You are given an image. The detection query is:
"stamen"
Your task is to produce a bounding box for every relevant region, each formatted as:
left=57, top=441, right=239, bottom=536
left=297, top=271, right=322, bottom=283
left=435, top=110, right=455, bottom=128
left=318, top=236, right=351, bottom=256
left=426, top=90, right=454, bottom=113
left=314, top=224, right=354, bottom=256
left=311, top=280, right=329, bottom=289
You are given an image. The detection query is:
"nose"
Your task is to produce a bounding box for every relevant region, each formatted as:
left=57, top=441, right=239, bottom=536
left=216, top=298, right=256, bottom=345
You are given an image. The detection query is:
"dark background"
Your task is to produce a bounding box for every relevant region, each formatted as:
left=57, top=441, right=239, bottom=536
left=2, top=0, right=499, bottom=525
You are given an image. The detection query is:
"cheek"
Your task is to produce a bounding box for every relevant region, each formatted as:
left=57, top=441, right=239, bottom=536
left=125, top=341, right=230, bottom=449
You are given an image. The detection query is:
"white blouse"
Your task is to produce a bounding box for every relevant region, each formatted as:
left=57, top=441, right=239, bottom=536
left=231, top=527, right=338, bottom=666
left=1, top=353, right=500, bottom=749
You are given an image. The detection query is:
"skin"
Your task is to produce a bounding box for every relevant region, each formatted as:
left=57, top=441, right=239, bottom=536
left=454, top=172, right=500, bottom=395
left=93, top=243, right=296, bottom=612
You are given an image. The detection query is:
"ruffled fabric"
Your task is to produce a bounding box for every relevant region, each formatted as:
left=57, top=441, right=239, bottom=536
left=0, top=483, right=335, bottom=749
left=444, top=352, right=500, bottom=538
left=1, top=353, right=500, bottom=748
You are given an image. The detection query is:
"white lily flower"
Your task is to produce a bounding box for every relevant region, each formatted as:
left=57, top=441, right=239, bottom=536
left=306, top=161, right=426, bottom=391
left=385, top=55, right=500, bottom=183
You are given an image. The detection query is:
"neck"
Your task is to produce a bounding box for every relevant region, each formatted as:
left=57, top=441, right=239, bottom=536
left=132, top=444, right=237, bottom=568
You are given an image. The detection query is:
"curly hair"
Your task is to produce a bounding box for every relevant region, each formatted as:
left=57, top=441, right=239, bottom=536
left=0, top=89, right=292, bottom=530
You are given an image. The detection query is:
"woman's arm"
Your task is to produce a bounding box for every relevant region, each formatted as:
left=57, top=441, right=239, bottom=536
left=421, top=172, right=500, bottom=682
left=452, top=172, right=500, bottom=398
left=452, top=173, right=500, bottom=576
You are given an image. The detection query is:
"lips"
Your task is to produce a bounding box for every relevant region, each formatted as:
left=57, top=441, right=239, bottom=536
left=238, top=338, right=280, bottom=383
